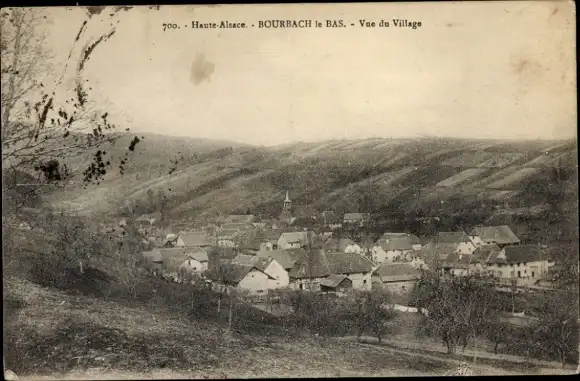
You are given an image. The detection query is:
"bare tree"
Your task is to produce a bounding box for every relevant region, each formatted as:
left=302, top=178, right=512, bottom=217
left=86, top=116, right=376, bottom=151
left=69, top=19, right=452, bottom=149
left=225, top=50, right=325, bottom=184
left=536, top=289, right=579, bottom=368
left=415, top=274, right=498, bottom=356
left=357, top=290, right=397, bottom=344
left=1, top=7, right=141, bottom=218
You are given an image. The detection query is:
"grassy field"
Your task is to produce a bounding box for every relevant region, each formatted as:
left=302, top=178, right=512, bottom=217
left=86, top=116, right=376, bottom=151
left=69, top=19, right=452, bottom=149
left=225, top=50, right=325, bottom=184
left=5, top=272, right=576, bottom=379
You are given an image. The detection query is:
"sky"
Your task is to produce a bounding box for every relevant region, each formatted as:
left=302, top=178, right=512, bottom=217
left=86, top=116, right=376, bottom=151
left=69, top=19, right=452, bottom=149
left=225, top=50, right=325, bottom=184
left=38, top=2, right=577, bottom=146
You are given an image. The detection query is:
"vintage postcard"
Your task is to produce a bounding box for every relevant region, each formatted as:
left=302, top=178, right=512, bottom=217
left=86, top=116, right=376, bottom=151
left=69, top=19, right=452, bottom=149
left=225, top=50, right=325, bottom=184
left=2, top=2, right=578, bottom=379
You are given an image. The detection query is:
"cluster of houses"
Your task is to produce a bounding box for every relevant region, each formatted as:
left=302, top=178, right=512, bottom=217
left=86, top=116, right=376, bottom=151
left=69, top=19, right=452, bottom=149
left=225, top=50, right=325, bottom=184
left=138, top=191, right=557, bottom=298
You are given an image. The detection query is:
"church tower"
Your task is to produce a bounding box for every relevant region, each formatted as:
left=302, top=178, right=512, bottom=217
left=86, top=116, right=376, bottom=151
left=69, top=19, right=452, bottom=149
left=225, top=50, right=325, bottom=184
left=284, top=190, right=292, bottom=211
left=279, top=190, right=293, bottom=224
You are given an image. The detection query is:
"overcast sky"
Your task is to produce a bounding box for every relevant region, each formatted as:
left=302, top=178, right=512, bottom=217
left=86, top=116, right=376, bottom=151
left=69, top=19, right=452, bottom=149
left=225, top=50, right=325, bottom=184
left=41, top=2, right=576, bottom=146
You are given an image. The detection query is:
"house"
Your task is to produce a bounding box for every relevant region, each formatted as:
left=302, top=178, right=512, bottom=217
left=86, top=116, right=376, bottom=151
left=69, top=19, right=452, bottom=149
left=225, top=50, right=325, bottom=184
left=321, top=211, right=342, bottom=229
left=277, top=231, right=309, bottom=250
left=288, top=249, right=373, bottom=291
left=435, top=231, right=476, bottom=255
left=471, top=244, right=552, bottom=287
left=320, top=274, right=352, bottom=293
left=326, top=251, right=373, bottom=290
left=371, top=233, right=421, bottom=263
left=438, top=252, right=471, bottom=277
left=220, top=222, right=256, bottom=232
left=371, top=263, right=422, bottom=295
left=343, top=212, right=370, bottom=226
left=469, top=225, right=520, bottom=248
left=256, top=248, right=306, bottom=272
left=413, top=242, right=463, bottom=271
left=175, top=232, right=213, bottom=248
left=232, top=254, right=289, bottom=289
left=380, top=233, right=422, bottom=250
left=288, top=248, right=332, bottom=291
left=206, top=262, right=274, bottom=296
left=225, top=214, right=256, bottom=224
left=216, top=229, right=239, bottom=248
left=142, top=247, right=209, bottom=282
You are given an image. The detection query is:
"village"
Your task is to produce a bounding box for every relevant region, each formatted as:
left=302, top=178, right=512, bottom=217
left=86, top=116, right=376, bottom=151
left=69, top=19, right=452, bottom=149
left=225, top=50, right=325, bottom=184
left=131, top=190, right=559, bottom=300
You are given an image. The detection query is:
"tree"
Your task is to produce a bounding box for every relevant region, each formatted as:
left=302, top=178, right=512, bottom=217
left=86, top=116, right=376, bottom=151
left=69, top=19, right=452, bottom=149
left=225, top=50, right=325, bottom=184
left=1, top=7, right=142, bottom=218
left=415, top=274, right=498, bottom=356
left=356, top=290, right=397, bottom=344
left=536, top=289, right=579, bottom=368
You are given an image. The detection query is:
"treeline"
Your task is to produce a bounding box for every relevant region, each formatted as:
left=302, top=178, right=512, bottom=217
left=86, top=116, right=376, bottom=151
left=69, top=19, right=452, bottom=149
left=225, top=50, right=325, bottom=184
left=409, top=273, right=579, bottom=367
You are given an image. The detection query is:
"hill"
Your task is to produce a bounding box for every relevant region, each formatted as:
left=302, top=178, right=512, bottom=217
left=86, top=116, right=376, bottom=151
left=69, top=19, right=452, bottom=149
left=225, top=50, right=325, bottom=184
left=44, top=136, right=578, bottom=244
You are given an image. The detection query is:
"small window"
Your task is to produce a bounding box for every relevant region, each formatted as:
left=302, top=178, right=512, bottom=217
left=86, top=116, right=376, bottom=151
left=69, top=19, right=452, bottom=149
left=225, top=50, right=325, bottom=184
left=193, top=267, right=197, bottom=271
left=363, top=280, right=367, bottom=284
left=257, top=290, right=264, bottom=294
left=518, top=271, right=521, bottom=278
left=532, top=271, right=535, bottom=277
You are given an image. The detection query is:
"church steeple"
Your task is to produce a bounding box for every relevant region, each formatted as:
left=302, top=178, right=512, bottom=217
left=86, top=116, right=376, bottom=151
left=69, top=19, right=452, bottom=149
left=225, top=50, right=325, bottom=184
left=284, top=190, right=291, bottom=209
left=279, top=190, right=293, bottom=224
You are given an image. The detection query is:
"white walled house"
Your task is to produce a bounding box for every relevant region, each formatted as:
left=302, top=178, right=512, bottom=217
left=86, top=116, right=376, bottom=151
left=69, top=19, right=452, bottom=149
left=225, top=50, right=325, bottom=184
left=231, top=254, right=290, bottom=289
left=208, top=263, right=274, bottom=296
left=371, top=233, right=422, bottom=264
left=470, top=245, right=552, bottom=287
left=436, top=231, right=477, bottom=255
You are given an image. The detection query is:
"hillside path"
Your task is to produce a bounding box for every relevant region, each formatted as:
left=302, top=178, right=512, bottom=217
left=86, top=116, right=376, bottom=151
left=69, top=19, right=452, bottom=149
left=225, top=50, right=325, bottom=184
left=336, top=335, right=575, bottom=372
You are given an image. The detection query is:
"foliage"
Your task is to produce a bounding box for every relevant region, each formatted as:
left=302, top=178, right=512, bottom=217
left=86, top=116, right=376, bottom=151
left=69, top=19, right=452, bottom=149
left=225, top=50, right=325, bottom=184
left=414, top=274, right=499, bottom=355
left=348, top=290, right=397, bottom=344
left=1, top=7, right=142, bottom=219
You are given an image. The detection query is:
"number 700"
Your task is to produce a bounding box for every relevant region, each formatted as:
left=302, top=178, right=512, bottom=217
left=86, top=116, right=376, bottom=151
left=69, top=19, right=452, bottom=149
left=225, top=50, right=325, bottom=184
left=163, top=23, right=178, bottom=31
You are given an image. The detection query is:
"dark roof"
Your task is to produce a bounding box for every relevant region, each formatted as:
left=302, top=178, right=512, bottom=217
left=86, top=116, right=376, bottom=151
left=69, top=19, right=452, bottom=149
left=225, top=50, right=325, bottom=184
left=343, top=213, right=370, bottom=221
left=278, top=231, right=309, bottom=244
left=501, top=245, right=545, bottom=263
left=436, top=231, right=472, bottom=244
left=376, top=233, right=420, bottom=251
left=439, top=252, right=471, bottom=269
left=470, top=225, right=520, bottom=245
left=221, top=222, right=256, bottom=232
left=231, top=254, right=272, bottom=272
left=289, top=249, right=332, bottom=279
left=225, top=214, right=256, bottom=223
left=206, top=263, right=272, bottom=284
left=470, top=244, right=502, bottom=263
left=373, top=263, right=421, bottom=282
left=320, top=274, right=351, bottom=288
left=327, top=252, right=373, bottom=275
left=321, top=211, right=340, bottom=225
left=257, top=248, right=305, bottom=270
left=178, top=232, right=213, bottom=247
left=414, top=242, right=459, bottom=268
left=380, top=233, right=421, bottom=245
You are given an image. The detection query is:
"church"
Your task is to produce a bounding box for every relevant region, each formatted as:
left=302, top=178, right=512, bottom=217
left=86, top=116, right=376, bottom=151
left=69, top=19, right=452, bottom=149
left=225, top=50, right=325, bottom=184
left=278, top=191, right=318, bottom=225
left=279, top=191, right=294, bottom=224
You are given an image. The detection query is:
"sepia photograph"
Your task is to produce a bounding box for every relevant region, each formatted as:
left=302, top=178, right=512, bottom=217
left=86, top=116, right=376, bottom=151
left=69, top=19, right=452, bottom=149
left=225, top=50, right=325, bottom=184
left=2, top=2, right=578, bottom=379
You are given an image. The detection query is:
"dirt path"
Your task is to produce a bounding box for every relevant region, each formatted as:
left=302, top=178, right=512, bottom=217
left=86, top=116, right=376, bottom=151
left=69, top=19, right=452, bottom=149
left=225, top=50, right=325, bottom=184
left=336, top=335, right=576, bottom=374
